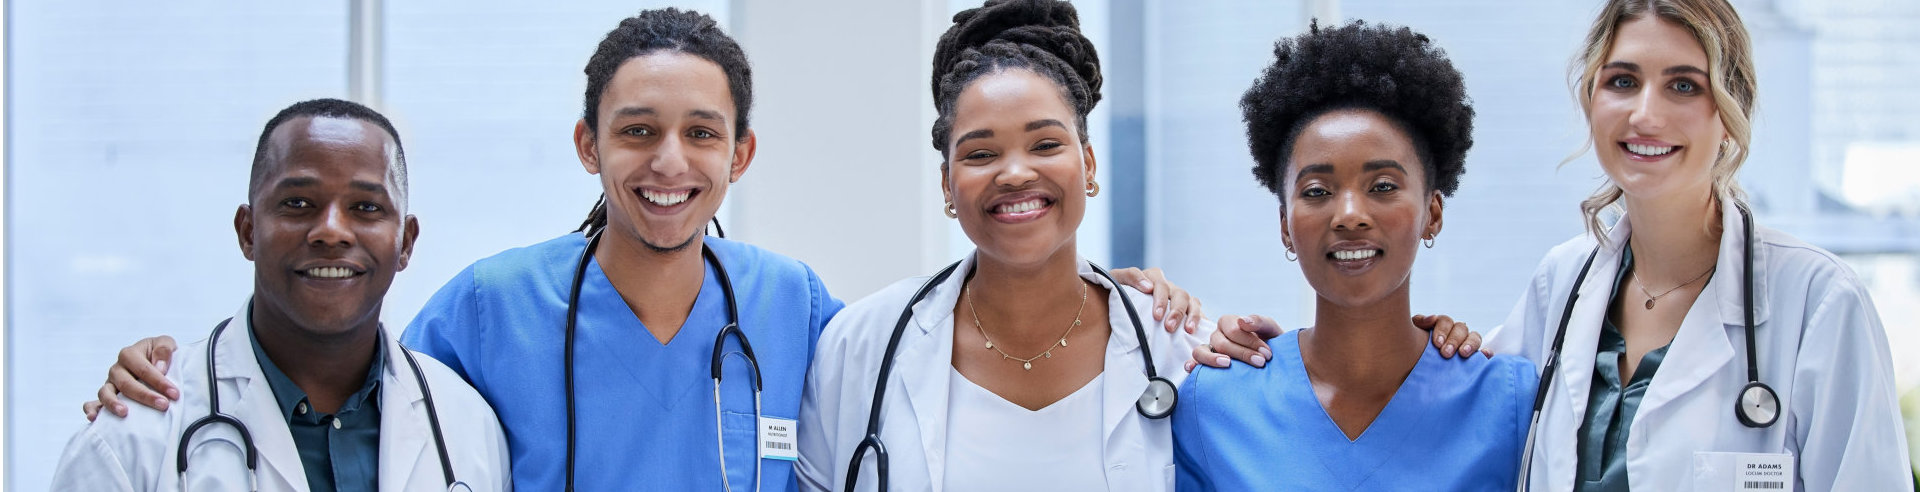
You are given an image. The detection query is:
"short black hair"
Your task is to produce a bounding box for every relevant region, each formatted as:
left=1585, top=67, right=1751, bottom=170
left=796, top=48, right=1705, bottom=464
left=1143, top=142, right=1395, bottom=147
left=581, top=8, right=751, bottom=138
left=575, top=8, right=752, bottom=234
left=1242, top=20, right=1472, bottom=200
left=930, top=0, right=1100, bottom=158
left=249, top=98, right=407, bottom=203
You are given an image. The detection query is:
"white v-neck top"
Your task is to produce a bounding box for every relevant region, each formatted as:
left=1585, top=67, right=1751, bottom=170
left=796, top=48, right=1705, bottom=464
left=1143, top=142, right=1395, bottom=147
left=943, top=369, right=1108, bottom=491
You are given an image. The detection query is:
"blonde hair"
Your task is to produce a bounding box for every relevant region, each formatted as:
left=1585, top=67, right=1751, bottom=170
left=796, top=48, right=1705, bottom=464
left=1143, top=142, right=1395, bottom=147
left=1569, top=0, right=1756, bottom=242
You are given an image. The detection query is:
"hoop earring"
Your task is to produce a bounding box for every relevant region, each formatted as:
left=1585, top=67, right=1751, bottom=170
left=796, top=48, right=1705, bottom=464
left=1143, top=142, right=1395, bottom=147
left=1423, top=236, right=1435, bottom=249
left=1086, top=181, right=1100, bottom=197
left=944, top=201, right=958, bottom=219
left=1285, top=247, right=1298, bottom=262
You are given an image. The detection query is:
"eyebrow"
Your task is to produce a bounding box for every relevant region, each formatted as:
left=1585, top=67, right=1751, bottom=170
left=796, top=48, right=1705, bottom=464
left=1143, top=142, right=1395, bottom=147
left=1294, top=163, right=1334, bottom=183
left=1363, top=160, right=1407, bottom=174
left=612, top=107, right=655, bottom=118
left=1602, top=61, right=1708, bottom=77
left=271, top=176, right=388, bottom=195
left=953, top=119, right=1070, bottom=148
left=954, top=129, right=994, bottom=147
left=1026, top=119, right=1067, bottom=132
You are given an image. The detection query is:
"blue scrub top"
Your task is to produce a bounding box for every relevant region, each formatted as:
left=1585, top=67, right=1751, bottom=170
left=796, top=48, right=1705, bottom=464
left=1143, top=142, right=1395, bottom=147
left=1173, top=330, right=1537, bottom=491
left=402, top=233, right=844, bottom=491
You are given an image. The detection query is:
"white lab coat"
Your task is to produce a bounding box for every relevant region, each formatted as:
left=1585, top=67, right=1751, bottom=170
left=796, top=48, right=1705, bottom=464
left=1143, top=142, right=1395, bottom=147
left=52, top=302, right=513, bottom=491
left=1486, top=204, right=1913, bottom=491
left=796, top=255, right=1210, bottom=492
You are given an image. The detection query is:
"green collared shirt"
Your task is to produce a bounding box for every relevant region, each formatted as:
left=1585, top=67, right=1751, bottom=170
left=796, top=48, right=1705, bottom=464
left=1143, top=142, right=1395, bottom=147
left=1575, top=245, right=1674, bottom=492
left=249, top=326, right=384, bottom=492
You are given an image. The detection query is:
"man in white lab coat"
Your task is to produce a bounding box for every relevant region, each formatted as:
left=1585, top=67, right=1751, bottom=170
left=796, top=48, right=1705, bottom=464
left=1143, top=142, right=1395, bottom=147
left=51, top=98, right=511, bottom=491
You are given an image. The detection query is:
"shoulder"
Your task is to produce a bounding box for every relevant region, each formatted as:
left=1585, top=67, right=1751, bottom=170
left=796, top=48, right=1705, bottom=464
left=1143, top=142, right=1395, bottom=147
left=1531, top=233, right=1605, bottom=283
left=705, top=237, right=822, bottom=285
left=1753, top=227, right=1865, bottom=295
left=466, top=233, right=587, bottom=287
left=403, top=349, right=501, bottom=423
left=819, top=273, right=939, bottom=348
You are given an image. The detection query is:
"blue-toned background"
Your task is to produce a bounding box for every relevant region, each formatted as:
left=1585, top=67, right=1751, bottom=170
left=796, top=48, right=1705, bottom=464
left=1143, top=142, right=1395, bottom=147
left=9, top=1, right=1917, bottom=488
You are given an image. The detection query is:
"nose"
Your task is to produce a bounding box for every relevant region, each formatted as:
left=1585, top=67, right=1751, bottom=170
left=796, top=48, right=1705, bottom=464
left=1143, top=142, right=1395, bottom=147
left=993, top=153, right=1040, bottom=188
left=309, top=203, right=355, bottom=248
left=1331, top=190, right=1372, bottom=231
left=648, top=134, right=692, bottom=177
left=1626, top=85, right=1666, bottom=132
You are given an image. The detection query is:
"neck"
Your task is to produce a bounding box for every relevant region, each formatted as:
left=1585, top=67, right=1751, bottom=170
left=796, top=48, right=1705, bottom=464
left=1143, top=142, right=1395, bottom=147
left=1621, top=191, right=1722, bottom=287
left=966, top=246, right=1088, bottom=343
left=595, top=229, right=706, bottom=342
left=1300, top=283, right=1426, bottom=389
left=249, top=299, right=380, bottom=414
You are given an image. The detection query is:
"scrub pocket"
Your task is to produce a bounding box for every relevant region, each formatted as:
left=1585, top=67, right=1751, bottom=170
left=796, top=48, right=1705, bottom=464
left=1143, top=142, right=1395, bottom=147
left=721, top=410, right=762, bottom=487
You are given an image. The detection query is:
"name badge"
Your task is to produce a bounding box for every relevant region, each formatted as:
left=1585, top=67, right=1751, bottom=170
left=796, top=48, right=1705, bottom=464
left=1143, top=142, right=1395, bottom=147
left=1692, top=451, right=1794, bottom=491
left=760, top=417, right=799, bottom=461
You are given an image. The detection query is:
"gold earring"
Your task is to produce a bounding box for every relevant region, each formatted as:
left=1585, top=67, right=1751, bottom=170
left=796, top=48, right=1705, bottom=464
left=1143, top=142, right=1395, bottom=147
left=944, top=201, right=958, bottom=219
left=1086, top=181, right=1100, bottom=197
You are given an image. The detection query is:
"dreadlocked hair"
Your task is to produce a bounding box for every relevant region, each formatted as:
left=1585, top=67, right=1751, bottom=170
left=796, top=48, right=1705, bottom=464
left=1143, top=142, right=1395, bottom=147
left=930, top=0, right=1101, bottom=160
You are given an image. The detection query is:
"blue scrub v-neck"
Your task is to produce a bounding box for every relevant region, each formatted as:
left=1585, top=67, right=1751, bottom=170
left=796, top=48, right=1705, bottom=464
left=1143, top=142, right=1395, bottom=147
left=575, top=253, right=724, bottom=413
left=1285, top=331, right=1441, bottom=489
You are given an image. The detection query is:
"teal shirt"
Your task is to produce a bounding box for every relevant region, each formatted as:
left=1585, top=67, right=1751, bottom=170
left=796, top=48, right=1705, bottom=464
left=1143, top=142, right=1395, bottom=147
left=249, top=325, right=385, bottom=492
left=1575, top=246, right=1675, bottom=492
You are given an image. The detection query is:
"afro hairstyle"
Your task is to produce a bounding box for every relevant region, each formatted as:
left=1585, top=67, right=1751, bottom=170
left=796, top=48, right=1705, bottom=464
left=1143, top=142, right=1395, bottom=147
left=1241, top=19, right=1473, bottom=200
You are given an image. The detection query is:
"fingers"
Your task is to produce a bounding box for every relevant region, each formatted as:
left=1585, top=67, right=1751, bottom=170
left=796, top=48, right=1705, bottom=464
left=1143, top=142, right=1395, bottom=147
left=1419, top=315, right=1471, bottom=359
left=1241, top=314, right=1284, bottom=338
left=1162, top=284, right=1193, bottom=333
left=107, top=364, right=169, bottom=412
left=84, top=400, right=103, bottom=422
left=117, top=337, right=181, bottom=404
left=1187, top=342, right=1229, bottom=372
left=93, top=382, right=127, bottom=419
left=1463, top=332, right=1483, bottom=357
left=1212, top=315, right=1272, bottom=368
left=1185, top=297, right=1205, bottom=334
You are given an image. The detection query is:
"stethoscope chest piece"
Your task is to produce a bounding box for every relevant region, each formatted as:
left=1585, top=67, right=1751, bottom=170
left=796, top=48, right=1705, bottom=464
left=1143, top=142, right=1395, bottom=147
left=1137, top=377, right=1177, bottom=419
left=1736, top=381, right=1780, bottom=428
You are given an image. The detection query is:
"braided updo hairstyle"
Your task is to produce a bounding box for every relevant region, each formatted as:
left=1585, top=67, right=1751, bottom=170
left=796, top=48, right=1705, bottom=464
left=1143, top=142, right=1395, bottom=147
left=930, top=0, right=1101, bottom=160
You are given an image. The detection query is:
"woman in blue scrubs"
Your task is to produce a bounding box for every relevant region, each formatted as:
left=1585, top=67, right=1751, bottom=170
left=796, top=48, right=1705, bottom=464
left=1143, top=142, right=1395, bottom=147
left=1171, top=21, right=1537, bottom=491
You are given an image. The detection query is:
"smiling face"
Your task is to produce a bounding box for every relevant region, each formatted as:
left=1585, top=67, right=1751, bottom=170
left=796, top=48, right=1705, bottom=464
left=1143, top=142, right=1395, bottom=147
left=240, top=116, right=417, bottom=334
left=1588, top=15, right=1725, bottom=203
left=942, top=69, right=1095, bottom=267
left=1279, top=109, right=1442, bottom=308
left=576, top=51, right=753, bottom=253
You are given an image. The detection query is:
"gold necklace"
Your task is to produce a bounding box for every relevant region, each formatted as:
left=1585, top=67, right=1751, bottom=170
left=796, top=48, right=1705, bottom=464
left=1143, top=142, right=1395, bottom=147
left=1636, top=266, right=1715, bottom=309
left=965, top=280, right=1088, bottom=371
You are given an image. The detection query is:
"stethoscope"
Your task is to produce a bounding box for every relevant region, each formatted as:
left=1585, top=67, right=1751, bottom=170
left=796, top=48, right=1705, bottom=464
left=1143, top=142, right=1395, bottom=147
left=1516, top=203, right=1776, bottom=489
left=562, top=218, right=761, bottom=492
left=177, top=318, right=467, bottom=492
left=841, top=258, right=1179, bottom=491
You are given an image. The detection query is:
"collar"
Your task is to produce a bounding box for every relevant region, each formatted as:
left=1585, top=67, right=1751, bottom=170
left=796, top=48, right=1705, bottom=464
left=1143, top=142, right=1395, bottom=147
left=240, top=299, right=389, bottom=420
left=1601, top=196, right=1771, bottom=328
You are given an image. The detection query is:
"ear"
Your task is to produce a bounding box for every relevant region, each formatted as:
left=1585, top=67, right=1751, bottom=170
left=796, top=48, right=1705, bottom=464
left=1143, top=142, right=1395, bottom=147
left=729, top=129, right=758, bottom=183
left=398, top=214, right=421, bottom=272
left=235, top=204, right=256, bottom=261
left=1277, top=201, right=1293, bottom=253
left=940, top=162, right=954, bottom=205
left=1081, top=142, right=1098, bottom=186
left=1425, top=191, right=1445, bottom=241
left=574, top=119, right=600, bottom=175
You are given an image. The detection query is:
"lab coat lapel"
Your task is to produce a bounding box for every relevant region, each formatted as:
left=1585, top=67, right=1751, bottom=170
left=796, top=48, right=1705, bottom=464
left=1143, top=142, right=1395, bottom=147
left=1638, top=204, right=1749, bottom=419
left=378, top=331, right=432, bottom=492
left=1546, top=222, right=1630, bottom=490
left=217, top=303, right=313, bottom=492
left=897, top=255, right=970, bottom=489
left=1086, top=264, right=1145, bottom=444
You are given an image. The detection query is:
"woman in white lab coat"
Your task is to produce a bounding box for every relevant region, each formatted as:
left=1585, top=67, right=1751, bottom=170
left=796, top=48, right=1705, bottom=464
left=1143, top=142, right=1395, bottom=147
left=794, top=1, right=1206, bottom=490
left=1484, top=0, right=1912, bottom=490
left=52, top=303, right=513, bottom=492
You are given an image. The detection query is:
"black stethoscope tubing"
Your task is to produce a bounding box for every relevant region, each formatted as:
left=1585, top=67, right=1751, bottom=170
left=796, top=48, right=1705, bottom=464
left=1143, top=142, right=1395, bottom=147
left=563, top=228, right=756, bottom=492
left=842, top=259, right=1178, bottom=491
left=1518, top=204, right=1776, bottom=488
left=179, top=318, right=463, bottom=491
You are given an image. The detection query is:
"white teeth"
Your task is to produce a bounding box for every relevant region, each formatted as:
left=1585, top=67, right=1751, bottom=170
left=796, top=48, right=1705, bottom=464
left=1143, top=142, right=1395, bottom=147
left=1626, top=143, right=1675, bottom=156
left=995, top=199, right=1047, bottom=214
left=305, top=267, right=354, bottom=278
left=1332, top=249, right=1379, bottom=261
left=640, top=189, right=691, bottom=206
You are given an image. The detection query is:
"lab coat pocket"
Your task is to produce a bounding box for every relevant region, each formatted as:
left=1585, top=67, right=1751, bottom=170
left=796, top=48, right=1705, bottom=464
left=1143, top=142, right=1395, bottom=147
left=1691, top=451, right=1794, bottom=491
